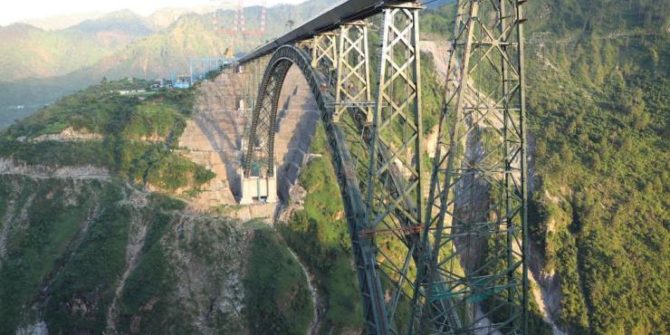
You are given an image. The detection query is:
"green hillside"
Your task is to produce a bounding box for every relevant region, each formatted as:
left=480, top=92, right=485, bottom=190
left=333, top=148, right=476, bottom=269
left=0, top=78, right=214, bottom=194
left=526, top=1, right=670, bottom=333
left=0, top=11, right=153, bottom=82
left=427, top=1, right=670, bottom=333
left=0, top=77, right=312, bottom=334
left=0, top=1, right=333, bottom=129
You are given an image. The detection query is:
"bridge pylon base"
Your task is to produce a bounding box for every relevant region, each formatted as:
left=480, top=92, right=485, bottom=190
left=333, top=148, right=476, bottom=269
left=238, top=167, right=278, bottom=205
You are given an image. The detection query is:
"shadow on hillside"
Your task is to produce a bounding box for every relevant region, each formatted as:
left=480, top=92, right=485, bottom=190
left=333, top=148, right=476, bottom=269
left=275, top=82, right=319, bottom=202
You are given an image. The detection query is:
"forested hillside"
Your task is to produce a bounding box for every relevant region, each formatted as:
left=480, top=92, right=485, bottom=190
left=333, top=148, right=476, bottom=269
left=0, top=78, right=312, bottom=334
left=427, top=1, right=670, bottom=333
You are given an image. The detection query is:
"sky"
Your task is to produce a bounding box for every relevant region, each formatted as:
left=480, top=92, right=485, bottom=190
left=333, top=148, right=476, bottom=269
left=0, top=0, right=306, bottom=25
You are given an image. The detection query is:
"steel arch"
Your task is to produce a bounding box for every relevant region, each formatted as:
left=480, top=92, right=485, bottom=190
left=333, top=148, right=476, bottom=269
left=242, top=45, right=391, bottom=334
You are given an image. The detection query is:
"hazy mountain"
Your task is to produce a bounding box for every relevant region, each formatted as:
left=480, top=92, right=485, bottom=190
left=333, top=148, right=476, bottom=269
left=0, top=0, right=332, bottom=128
left=21, top=12, right=106, bottom=31
left=66, top=9, right=155, bottom=36
left=146, top=8, right=195, bottom=30
left=0, top=10, right=157, bottom=83
left=0, top=23, right=113, bottom=81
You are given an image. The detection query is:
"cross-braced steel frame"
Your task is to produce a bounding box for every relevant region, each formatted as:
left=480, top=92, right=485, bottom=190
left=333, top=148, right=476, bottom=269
left=239, top=0, right=528, bottom=333
left=417, top=0, right=529, bottom=333
left=334, top=21, right=373, bottom=123
left=242, top=57, right=289, bottom=177
left=311, top=32, right=339, bottom=87
left=362, top=3, right=428, bottom=333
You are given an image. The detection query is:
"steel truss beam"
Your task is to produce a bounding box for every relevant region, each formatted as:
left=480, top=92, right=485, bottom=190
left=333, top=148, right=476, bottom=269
left=242, top=57, right=289, bottom=177
left=362, top=3, right=427, bottom=333
left=417, top=0, right=529, bottom=333
left=238, top=0, right=411, bottom=64
left=240, top=55, right=270, bottom=117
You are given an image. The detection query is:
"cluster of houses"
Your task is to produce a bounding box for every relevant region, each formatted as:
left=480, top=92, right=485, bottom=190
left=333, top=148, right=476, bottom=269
left=150, top=76, right=193, bottom=90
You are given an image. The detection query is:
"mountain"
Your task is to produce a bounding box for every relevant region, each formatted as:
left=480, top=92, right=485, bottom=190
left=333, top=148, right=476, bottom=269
left=0, top=10, right=157, bottom=128
left=0, top=76, right=314, bottom=334
left=524, top=2, right=670, bottom=333
left=0, top=10, right=155, bottom=83
left=0, top=23, right=119, bottom=81
left=146, top=8, right=194, bottom=30
left=1, top=1, right=668, bottom=333
left=66, top=9, right=155, bottom=36
left=21, top=12, right=106, bottom=31
left=0, top=0, right=333, bottom=129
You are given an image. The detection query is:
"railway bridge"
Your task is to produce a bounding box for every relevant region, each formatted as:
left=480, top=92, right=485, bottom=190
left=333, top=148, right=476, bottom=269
left=232, top=1, right=529, bottom=333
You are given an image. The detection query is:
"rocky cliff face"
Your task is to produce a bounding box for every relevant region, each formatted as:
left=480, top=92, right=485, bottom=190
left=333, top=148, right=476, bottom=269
left=0, top=172, right=253, bottom=334
left=0, top=74, right=313, bottom=334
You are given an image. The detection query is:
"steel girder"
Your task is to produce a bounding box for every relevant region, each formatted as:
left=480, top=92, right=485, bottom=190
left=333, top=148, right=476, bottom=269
left=238, top=0, right=413, bottom=64
left=242, top=58, right=290, bottom=177
left=240, top=55, right=270, bottom=119
left=363, top=4, right=426, bottom=333
left=416, top=0, right=529, bottom=333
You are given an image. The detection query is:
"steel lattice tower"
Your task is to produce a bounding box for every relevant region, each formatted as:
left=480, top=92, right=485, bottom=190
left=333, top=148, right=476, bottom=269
left=414, top=0, right=529, bottom=333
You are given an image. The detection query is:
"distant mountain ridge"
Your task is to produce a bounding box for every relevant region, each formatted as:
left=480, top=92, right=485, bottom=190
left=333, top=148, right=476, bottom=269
left=20, top=12, right=106, bottom=31
left=0, top=10, right=158, bottom=82
left=66, top=9, right=155, bottom=36
left=0, top=0, right=333, bottom=128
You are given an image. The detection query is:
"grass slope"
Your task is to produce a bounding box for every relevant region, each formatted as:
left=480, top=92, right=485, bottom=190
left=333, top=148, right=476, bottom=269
left=0, top=78, right=213, bottom=194
left=279, top=125, right=365, bottom=333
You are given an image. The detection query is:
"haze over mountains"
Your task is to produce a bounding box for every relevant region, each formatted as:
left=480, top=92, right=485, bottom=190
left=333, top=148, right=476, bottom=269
left=0, top=0, right=330, bottom=128
left=19, top=5, right=221, bottom=31
left=0, top=10, right=154, bottom=82
left=21, top=12, right=107, bottom=31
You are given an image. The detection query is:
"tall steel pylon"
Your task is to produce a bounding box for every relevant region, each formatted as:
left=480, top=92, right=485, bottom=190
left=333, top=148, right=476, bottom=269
left=363, top=3, right=427, bottom=333
left=415, top=0, right=529, bottom=333
left=334, top=21, right=372, bottom=124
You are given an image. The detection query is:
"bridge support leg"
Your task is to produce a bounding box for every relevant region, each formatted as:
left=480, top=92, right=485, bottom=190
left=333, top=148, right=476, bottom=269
left=364, top=2, right=425, bottom=331
left=241, top=55, right=272, bottom=118
left=240, top=60, right=291, bottom=205
left=334, top=21, right=372, bottom=123
left=239, top=166, right=278, bottom=205
left=419, top=0, right=529, bottom=333
left=310, top=32, right=338, bottom=87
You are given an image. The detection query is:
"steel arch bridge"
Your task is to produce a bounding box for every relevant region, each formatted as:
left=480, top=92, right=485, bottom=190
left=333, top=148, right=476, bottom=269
left=236, top=1, right=530, bottom=334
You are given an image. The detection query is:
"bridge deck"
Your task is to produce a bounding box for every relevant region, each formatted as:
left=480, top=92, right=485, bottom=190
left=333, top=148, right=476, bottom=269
left=239, top=0, right=410, bottom=64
